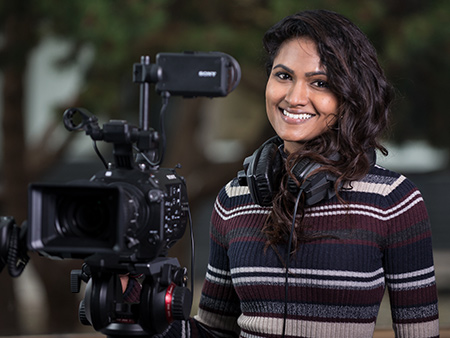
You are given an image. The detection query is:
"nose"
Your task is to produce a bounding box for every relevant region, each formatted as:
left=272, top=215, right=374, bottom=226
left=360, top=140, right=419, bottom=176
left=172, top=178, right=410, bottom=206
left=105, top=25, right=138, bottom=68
left=285, top=81, right=308, bottom=106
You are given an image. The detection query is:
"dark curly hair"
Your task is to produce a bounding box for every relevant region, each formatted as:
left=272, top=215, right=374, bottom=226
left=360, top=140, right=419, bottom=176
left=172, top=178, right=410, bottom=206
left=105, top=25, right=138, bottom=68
left=261, top=10, right=393, bottom=250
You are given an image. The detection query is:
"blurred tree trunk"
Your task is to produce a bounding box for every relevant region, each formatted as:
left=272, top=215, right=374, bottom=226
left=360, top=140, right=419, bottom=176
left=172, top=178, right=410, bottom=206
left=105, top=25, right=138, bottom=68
left=0, top=1, right=80, bottom=334
left=0, top=1, right=35, bottom=333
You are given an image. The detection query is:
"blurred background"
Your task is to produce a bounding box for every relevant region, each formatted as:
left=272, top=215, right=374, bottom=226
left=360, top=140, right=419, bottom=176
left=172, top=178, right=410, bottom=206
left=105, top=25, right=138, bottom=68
left=0, top=0, right=449, bottom=335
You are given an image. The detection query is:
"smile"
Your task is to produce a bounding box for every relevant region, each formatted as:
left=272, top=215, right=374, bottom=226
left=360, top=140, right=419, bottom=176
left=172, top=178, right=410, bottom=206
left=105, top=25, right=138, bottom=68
left=282, top=109, right=314, bottom=120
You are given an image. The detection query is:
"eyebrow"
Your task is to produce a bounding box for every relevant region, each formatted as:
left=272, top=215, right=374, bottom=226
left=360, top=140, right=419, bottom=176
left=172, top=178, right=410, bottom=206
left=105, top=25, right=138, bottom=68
left=272, top=64, right=327, bottom=77
left=273, top=64, right=295, bottom=74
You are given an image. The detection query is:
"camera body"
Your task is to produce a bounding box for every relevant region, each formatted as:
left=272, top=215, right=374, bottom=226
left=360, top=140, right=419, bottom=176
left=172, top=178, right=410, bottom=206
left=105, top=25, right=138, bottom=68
left=28, top=166, right=188, bottom=261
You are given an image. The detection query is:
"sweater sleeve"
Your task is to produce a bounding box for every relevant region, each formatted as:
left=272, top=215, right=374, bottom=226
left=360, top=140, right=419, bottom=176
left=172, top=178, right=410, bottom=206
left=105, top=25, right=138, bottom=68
left=193, top=188, right=242, bottom=337
left=382, top=177, right=439, bottom=337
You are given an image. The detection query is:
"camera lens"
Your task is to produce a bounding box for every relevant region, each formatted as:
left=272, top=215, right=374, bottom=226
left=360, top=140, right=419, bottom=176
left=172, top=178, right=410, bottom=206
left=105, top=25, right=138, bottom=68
left=57, top=195, right=114, bottom=239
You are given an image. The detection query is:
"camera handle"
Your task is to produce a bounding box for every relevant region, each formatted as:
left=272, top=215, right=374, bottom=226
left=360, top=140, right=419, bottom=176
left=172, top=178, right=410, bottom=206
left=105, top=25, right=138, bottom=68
left=135, top=56, right=161, bottom=132
left=73, top=256, right=192, bottom=337
left=133, top=56, right=169, bottom=166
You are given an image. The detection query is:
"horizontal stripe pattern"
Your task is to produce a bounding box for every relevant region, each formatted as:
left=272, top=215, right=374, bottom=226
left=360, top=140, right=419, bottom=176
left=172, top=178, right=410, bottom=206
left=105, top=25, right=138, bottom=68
left=305, top=190, right=424, bottom=221
left=386, top=266, right=436, bottom=290
left=231, top=266, right=385, bottom=290
left=214, top=199, right=270, bottom=221
left=238, top=315, right=376, bottom=338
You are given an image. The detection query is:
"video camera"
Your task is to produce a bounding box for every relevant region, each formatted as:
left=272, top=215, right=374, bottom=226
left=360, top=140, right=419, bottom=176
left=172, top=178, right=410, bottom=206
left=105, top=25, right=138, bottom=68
left=29, top=51, right=240, bottom=261
left=0, top=51, right=241, bottom=337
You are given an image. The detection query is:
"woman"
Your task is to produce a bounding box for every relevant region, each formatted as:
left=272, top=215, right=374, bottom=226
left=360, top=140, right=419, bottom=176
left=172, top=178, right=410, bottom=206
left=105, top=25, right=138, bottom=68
left=129, top=9, right=440, bottom=337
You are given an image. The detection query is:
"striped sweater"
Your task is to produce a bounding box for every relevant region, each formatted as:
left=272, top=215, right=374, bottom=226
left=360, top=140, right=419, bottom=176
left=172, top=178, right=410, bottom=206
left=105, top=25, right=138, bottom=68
left=164, top=164, right=439, bottom=337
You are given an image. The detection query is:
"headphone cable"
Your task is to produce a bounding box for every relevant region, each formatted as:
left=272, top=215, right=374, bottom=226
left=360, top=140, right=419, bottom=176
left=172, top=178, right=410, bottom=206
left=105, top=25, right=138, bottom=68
left=281, top=188, right=303, bottom=338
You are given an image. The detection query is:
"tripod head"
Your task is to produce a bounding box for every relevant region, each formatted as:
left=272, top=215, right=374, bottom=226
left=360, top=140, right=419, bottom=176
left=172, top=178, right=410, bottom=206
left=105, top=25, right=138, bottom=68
left=72, top=255, right=191, bottom=337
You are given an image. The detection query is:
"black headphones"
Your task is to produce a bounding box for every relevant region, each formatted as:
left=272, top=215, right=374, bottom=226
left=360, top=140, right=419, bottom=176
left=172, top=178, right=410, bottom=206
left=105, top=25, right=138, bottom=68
left=238, top=136, right=339, bottom=207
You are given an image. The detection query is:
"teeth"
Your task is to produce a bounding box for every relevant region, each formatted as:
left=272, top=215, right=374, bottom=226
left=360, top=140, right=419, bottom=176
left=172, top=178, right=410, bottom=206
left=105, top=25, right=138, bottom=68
left=282, top=110, right=313, bottom=120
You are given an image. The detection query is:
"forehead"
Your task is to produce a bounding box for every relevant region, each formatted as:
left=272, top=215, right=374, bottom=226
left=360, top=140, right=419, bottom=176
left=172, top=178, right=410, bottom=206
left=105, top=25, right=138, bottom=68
left=274, top=37, right=323, bottom=70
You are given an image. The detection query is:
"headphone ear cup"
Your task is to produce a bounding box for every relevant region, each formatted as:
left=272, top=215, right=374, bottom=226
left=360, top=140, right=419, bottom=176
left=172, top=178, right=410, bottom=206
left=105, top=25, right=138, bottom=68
left=288, top=157, right=338, bottom=206
left=243, top=137, right=283, bottom=206
left=252, top=143, right=283, bottom=206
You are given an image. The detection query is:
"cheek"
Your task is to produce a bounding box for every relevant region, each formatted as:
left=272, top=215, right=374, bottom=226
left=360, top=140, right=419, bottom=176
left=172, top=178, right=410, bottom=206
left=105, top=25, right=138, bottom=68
left=265, top=83, right=273, bottom=105
left=264, top=88, right=270, bottom=114
left=265, top=79, right=282, bottom=104
left=265, top=83, right=276, bottom=115
left=319, top=95, right=339, bottom=116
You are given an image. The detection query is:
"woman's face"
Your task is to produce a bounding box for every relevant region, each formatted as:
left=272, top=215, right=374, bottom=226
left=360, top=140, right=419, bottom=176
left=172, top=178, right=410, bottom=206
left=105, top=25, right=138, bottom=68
left=265, top=37, right=339, bottom=153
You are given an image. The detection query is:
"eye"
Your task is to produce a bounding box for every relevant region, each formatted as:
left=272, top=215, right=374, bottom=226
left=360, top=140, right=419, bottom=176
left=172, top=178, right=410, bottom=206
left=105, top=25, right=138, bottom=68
left=274, top=72, right=292, bottom=81
left=312, top=80, right=330, bottom=88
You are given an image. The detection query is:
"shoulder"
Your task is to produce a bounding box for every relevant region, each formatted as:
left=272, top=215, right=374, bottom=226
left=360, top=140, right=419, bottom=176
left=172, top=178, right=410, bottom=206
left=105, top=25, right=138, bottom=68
left=340, top=164, right=428, bottom=216
left=215, top=177, right=254, bottom=209
left=346, top=164, right=420, bottom=198
left=211, top=177, right=270, bottom=232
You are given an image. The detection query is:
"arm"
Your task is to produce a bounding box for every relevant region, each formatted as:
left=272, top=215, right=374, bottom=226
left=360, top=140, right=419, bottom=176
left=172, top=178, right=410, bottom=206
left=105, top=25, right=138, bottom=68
left=383, top=181, right=439, bottom=337
left=154, top=193, right=241, bottom=337
left=192, top=193, right=242, bottom=337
